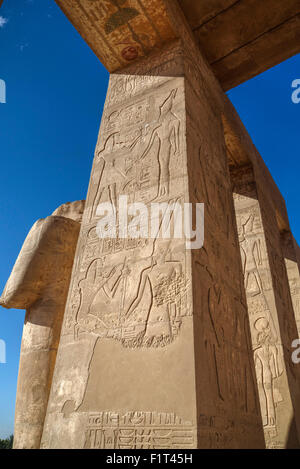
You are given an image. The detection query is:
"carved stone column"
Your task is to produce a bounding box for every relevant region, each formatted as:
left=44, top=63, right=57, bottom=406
left=231, top=165, right=300, bottom=448
left=41, top=40, right=264, bottom=449
left=0, top=201, right=84, bottom=449
left=280, top=232, right=300, bottom=337
left=294, top=238, right=300, bottom=268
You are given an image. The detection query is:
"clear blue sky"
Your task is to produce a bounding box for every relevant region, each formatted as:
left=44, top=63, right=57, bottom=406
left=0, top=1, right=299, bottom=439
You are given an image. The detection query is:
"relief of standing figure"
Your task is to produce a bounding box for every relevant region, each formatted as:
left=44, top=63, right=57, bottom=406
left=140, top=89, right=180, bottom=199
left=254, top=317, right=283, bottom=428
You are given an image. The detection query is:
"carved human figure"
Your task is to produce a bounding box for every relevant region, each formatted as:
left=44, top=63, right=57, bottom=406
left=76, top=240, right=184, bottom=348
left=239, top=214, right=263, bottom=297
left=254, top=317, right=283, bottom=427
left=90, top=88, right=180, bottom=222
left=75, top=259, right=130, bottom=338
left=125, top=240, right=183, bottom=347
left=90, top=146, right=125, bottom=222
left=0, top=201, right=84, bottom=449
left=140, top=88, right=180, bottom=199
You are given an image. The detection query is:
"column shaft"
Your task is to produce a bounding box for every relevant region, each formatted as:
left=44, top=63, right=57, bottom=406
left=41, top=42, right=264, bottom=449
left=231, top=165, right=300, bottom=448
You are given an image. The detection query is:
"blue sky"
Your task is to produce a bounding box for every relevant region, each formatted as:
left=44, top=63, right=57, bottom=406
left=0, top=0, right=299, bottom=439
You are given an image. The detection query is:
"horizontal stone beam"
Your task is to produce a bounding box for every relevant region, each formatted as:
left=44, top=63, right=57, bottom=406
left=55, top=0, right=300, bottom=89
left=211, top=14, right=300, bottom=91
left=55, top=0, right=177, bottom=72
left=180, top=0, right=300, bottom=90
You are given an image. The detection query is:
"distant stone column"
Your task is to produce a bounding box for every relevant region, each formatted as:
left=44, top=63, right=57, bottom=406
left=0, top=201, right=84, bottom=449
left=280, top=232, right=300, bottom=337
left=41, top=40, right=264, bottom=450
left=231, top=165, right=300, bottom=448
left=294, top=238, right=300, bottom=268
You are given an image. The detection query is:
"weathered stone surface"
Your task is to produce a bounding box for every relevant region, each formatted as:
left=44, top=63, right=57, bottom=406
left=3, top=0, right=299, bottom=451
left=54, top=0, right=176, bottom=72
left=231, top=166, right=300, bottom=448
left=41, top=34, right=265, bottom=449
left=55, top=0, right=300, bottom=89
left=294, top=238, right=300, bottom=267
left=52, top=200, right=85, bottom=223
left=182, top=0, right=300, bottom=90
left=0, top=201, right=84, bottom=449
left=281, top=232, right=300, bottom=337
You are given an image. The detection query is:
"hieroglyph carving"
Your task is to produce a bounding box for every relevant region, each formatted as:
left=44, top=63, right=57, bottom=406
left=281, top=233, right=300, bottom=336
left=89, top=87, right=180, bottom=219
left=64, top=82, right=191, bottom=348
left=235, top=205, right=284, bottom=434
left=85, top=411, right=195, bottom=449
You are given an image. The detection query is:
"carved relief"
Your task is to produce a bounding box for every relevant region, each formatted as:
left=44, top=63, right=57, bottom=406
left=194, top=249, right=256, bottom=416
left=107, top=75, right=166, bottom=106
left=84, top=411, right=195, bottom=449
left=234, top=196, right=287, bottom=443
left=124, top=240, right=188, bottom=347
left=139, top=89, right=180, bottom=199
left=239, top=213, right=264, bottom=297
left=253, top=317, right=283, bottom=428
left=63, top=84, right=189, bottom=349
left=194, top=142, right=231, bottom=240
left=89, top=88, right=180, bottom=221
left=73, top=236, right=189, bottom=348
left=55, top=0, right=176, bottom=72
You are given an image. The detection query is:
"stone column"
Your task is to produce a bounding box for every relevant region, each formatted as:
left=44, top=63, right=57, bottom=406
left=41, top=40, right=264, bottom=449
left=231, top=165, right=300, bottom=448
left=294, top=238, right=300, bottom=268
left=280, top=232, right=300, bottom=337
left=0, top=202, right=84, bottom=449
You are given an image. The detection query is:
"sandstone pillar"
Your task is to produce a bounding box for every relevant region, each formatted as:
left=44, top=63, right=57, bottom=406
left=41, top=40, right=264, bottom=449
left=0, top=202, right=84, bottom=449
left=231, top=165, right=300, bottom=448
left=294, top=238, right=300, bottom=268
left=280, top=232, right=300, bottom=337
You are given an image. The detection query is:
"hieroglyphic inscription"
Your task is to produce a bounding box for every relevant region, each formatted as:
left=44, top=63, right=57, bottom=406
left=85, top=411, right=195, bottom=449
left=236, top=207, right=284, bottom=433
left=281, top=232, right=300, bottom=337
left=63, top=80, right=190, bottom=348
left=195, top=247, right=258, bottom=417
left=232, top=167, right=289, bottom=446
